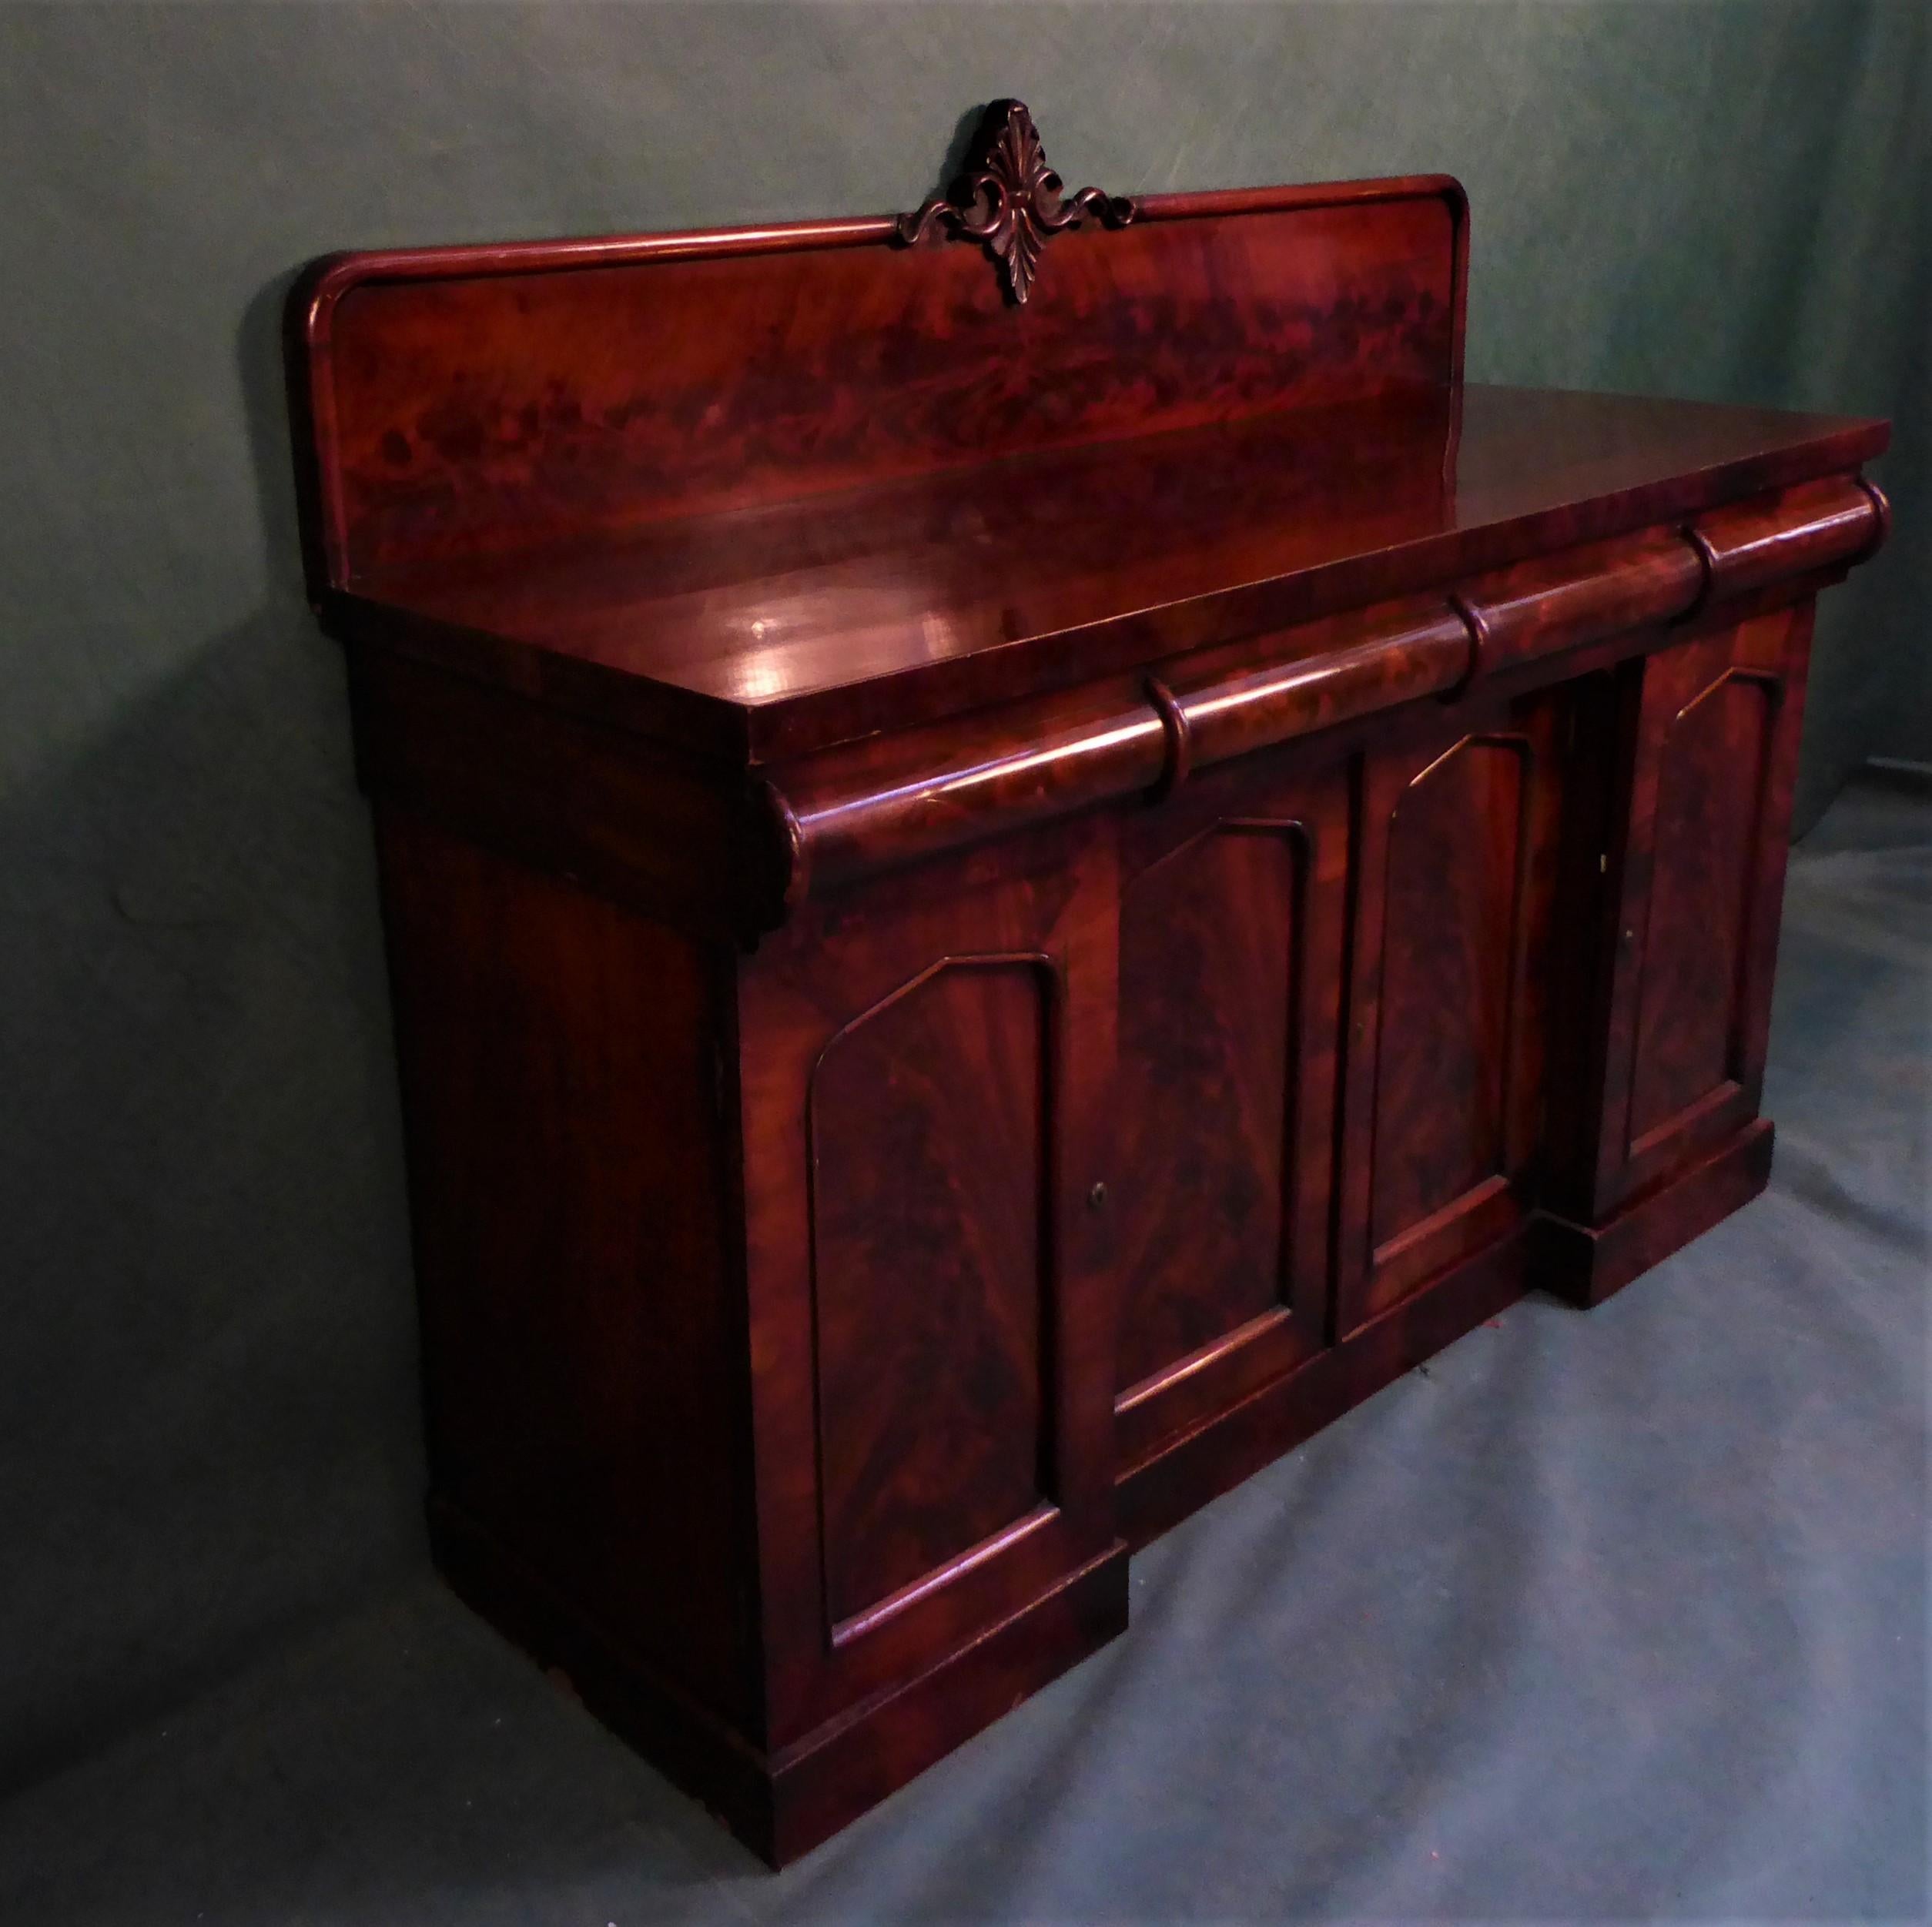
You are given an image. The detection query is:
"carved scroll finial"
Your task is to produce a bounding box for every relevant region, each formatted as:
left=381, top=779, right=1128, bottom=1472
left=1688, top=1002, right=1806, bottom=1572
left=896, top=100, right=1137, bottom=306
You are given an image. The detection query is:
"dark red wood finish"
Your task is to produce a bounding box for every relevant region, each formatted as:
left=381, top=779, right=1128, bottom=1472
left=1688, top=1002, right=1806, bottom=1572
left=286, top=123, right=1890, bottom=1865
left=1338, top=689, right=1567, bottom=1330
left=1109, top=754, right=1349, bottom=1471
left=291, top=169, right=1464, bottom=590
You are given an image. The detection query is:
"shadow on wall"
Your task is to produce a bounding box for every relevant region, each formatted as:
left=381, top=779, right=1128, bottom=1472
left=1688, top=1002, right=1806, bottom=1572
left=0, top=269, right=427, bottom=1799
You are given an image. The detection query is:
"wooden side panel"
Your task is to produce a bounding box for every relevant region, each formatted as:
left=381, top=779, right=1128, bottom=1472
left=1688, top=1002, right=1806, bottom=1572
left=347, top=641, right=767, bottom=938
left=1585, top=601, right=1816, bottom=1213
left=1340, top=694, right=1565, bottom=1328
left=809, top=960, right=1053, bottom=1633
left=373, top=808, right=755, bottom=1726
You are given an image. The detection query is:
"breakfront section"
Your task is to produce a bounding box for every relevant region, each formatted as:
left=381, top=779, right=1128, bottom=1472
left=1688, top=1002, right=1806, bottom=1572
left=1539, top=591, right=1830, bottom=1303
left=1102, top=684, right=1573, bottom=1493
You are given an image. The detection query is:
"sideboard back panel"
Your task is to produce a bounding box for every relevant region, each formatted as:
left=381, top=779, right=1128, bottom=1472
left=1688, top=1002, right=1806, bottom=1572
left=294, top=183, right=1463, bottom=584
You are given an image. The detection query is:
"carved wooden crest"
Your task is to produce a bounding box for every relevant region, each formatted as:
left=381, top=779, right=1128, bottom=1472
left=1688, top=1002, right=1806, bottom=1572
left=896, top=100, right=1137, bottom=306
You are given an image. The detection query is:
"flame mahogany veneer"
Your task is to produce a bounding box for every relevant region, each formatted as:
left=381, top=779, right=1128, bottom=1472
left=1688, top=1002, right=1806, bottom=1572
left=287, top=109, right=1889, bottom=1865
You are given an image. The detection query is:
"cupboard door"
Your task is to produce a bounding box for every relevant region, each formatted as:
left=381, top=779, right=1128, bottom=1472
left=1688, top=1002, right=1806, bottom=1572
left=1110, top=759, right=1349, bottom=1469
left=1336, top=692, right=1568, bottom=1331
left=737, top=835, right=1122, bottom=1743
left=1587, top=601, right=1814, bottom=1215
left=809, top=956, right=1056, bottom=1633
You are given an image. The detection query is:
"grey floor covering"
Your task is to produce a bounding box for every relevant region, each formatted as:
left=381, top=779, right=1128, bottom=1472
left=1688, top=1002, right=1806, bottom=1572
left=2, top=774, right=1925, bottom=1925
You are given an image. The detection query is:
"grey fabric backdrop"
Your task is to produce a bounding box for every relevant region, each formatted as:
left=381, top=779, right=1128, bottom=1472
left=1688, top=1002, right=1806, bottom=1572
left=1, top=0, right=1924, bottom=1879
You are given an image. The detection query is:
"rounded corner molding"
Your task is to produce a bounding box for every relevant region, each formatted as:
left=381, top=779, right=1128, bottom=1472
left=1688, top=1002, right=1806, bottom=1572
left=758, top=776, right=810, bottom=928
left=1144, top=675, right=1193, bottom=799
left=1852, top=473, right=1893, bottom=561
left=1679, top=523, right=1721, bottom=620
left=1443, top=593, right=1490, bottom=701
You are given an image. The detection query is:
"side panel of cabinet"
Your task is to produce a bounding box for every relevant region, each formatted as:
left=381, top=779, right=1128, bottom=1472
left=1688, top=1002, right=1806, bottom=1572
left=1109, top=759, right=1350, bottom=1468
left=736, top=827, right=1120, bottom=1745
left=373, top=808, right=759, bottom=1728
left=1587, top=601, right=1815, bottom=1214
left=1337, top=692, right=1567, bottom=1332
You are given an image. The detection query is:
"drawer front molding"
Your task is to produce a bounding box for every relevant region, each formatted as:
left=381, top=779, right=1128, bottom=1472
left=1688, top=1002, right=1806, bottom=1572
left=766, top=476, right=1883, bottom=916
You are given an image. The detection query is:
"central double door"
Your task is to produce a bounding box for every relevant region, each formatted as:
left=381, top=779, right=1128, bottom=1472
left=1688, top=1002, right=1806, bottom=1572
left=1110, top=684, right=1571, bottom=1473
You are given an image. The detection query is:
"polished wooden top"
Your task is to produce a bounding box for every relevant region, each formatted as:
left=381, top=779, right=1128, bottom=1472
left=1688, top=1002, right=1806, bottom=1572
left=289, top=145, right=1883, bottom=764
left=329, top=383, right=1885, bottom=763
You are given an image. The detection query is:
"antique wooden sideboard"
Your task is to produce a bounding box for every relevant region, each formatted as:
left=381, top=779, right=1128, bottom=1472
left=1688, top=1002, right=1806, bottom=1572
left=286, top=105, right=1890, bottom=1863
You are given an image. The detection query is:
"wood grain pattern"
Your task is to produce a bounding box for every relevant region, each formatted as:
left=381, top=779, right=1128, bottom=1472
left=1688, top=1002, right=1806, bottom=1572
left=758, top=475, right=1876, bottom=902
left=733, top=834, right=1120, bottom=1751
left=1627, top=674, right=1775, bottom=1146
left=1575, top=601, right=1818, bottom=1217
left=285, top=148, right=1890, bottom=1865
left=317, top=400, right=1882, bottom=768
left=1106, top=751, right=1351, bottom=1469
left=293, top=177, right=1462, bottom=587
left=1338, top=692, right=1565, bottom=1327
left=1114, top=823, right=1302, bottom=1388
left=809, top=958, right=1055, bottom=1636
left=1372, top=735, right=1529, bottom=1246
left=373, top=810, right=756, bottom=1725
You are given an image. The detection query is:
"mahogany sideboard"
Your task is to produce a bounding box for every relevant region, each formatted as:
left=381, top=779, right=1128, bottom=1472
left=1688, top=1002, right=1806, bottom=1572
left=286, top=105, right=1890, bottom=1865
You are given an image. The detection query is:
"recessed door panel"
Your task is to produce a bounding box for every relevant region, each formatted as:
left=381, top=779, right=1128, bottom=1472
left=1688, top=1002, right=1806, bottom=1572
left=1108, top=761, right=1349, bottom=1470
left=744, top=833, right=1120, bottom=1744
left=809, top=957, right=1053, bottom=1634
left=1371, top=736, right=1526, bottom=1253
left=1627, top=673, right=1774, bottom=1149
left=1338, top=694, right=1565, bottom=1330
left=1576, top=598, right=1816, bottom=1220
left=1115, top=822, right=1304, bottom=1392
left=1584, top=604, right=1813, bottom=1216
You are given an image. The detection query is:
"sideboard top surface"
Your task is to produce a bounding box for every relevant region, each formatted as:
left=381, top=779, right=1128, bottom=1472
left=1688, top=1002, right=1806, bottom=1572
left=289, top=165, right=1886, bottom=765
left=327, top=383, right=1884, bottom=762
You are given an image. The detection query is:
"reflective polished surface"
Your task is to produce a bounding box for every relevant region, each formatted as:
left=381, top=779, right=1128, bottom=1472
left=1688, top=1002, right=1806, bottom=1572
left=340, top=383, right=1882, bottom=760
left=286, top=156, right=1890, bottom=1867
